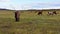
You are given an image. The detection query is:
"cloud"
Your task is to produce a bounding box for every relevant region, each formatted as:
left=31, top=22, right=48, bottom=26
left=0, top=0, right=60, bottom=10
left=19, top=2, right=60, bottom=10
left=0, top=0, right=10, bottom=2
left=0, top=0, right=12, bottom=9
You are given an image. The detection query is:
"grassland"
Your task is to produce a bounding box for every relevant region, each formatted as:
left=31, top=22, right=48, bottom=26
left=0, top=10, right=60, bottom=34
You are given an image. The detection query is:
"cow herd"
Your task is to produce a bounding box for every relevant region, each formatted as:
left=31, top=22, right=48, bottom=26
left=37, top=11, right=57, bottom=15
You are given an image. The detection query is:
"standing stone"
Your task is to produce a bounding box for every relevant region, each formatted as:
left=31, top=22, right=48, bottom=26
left=15, top=11, right=20, bottom=22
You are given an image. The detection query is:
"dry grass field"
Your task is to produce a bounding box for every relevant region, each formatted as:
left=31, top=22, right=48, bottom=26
left=0, top=10, right=60, bottom=34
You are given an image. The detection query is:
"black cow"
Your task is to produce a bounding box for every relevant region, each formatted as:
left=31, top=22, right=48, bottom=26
left=53, top=11, right=57, bottom=15
left=37, top=11, right=42, bottom=15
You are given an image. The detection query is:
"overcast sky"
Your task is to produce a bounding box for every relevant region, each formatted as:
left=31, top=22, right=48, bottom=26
left=0, top=0, right=60, bottom=10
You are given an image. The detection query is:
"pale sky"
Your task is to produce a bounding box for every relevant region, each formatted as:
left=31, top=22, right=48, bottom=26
left=0, top=0, right=60, bottom=10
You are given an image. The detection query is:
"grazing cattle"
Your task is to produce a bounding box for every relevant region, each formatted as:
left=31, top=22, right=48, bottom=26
left=15, top=11, right=20, bottom=22
left=37, top=11, right=42, bottom=15
left=53, top=11, right=57, bottom=15
left=48, top=11, right=57, bottom=15
left=48, top=11, right=53, bottom=15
